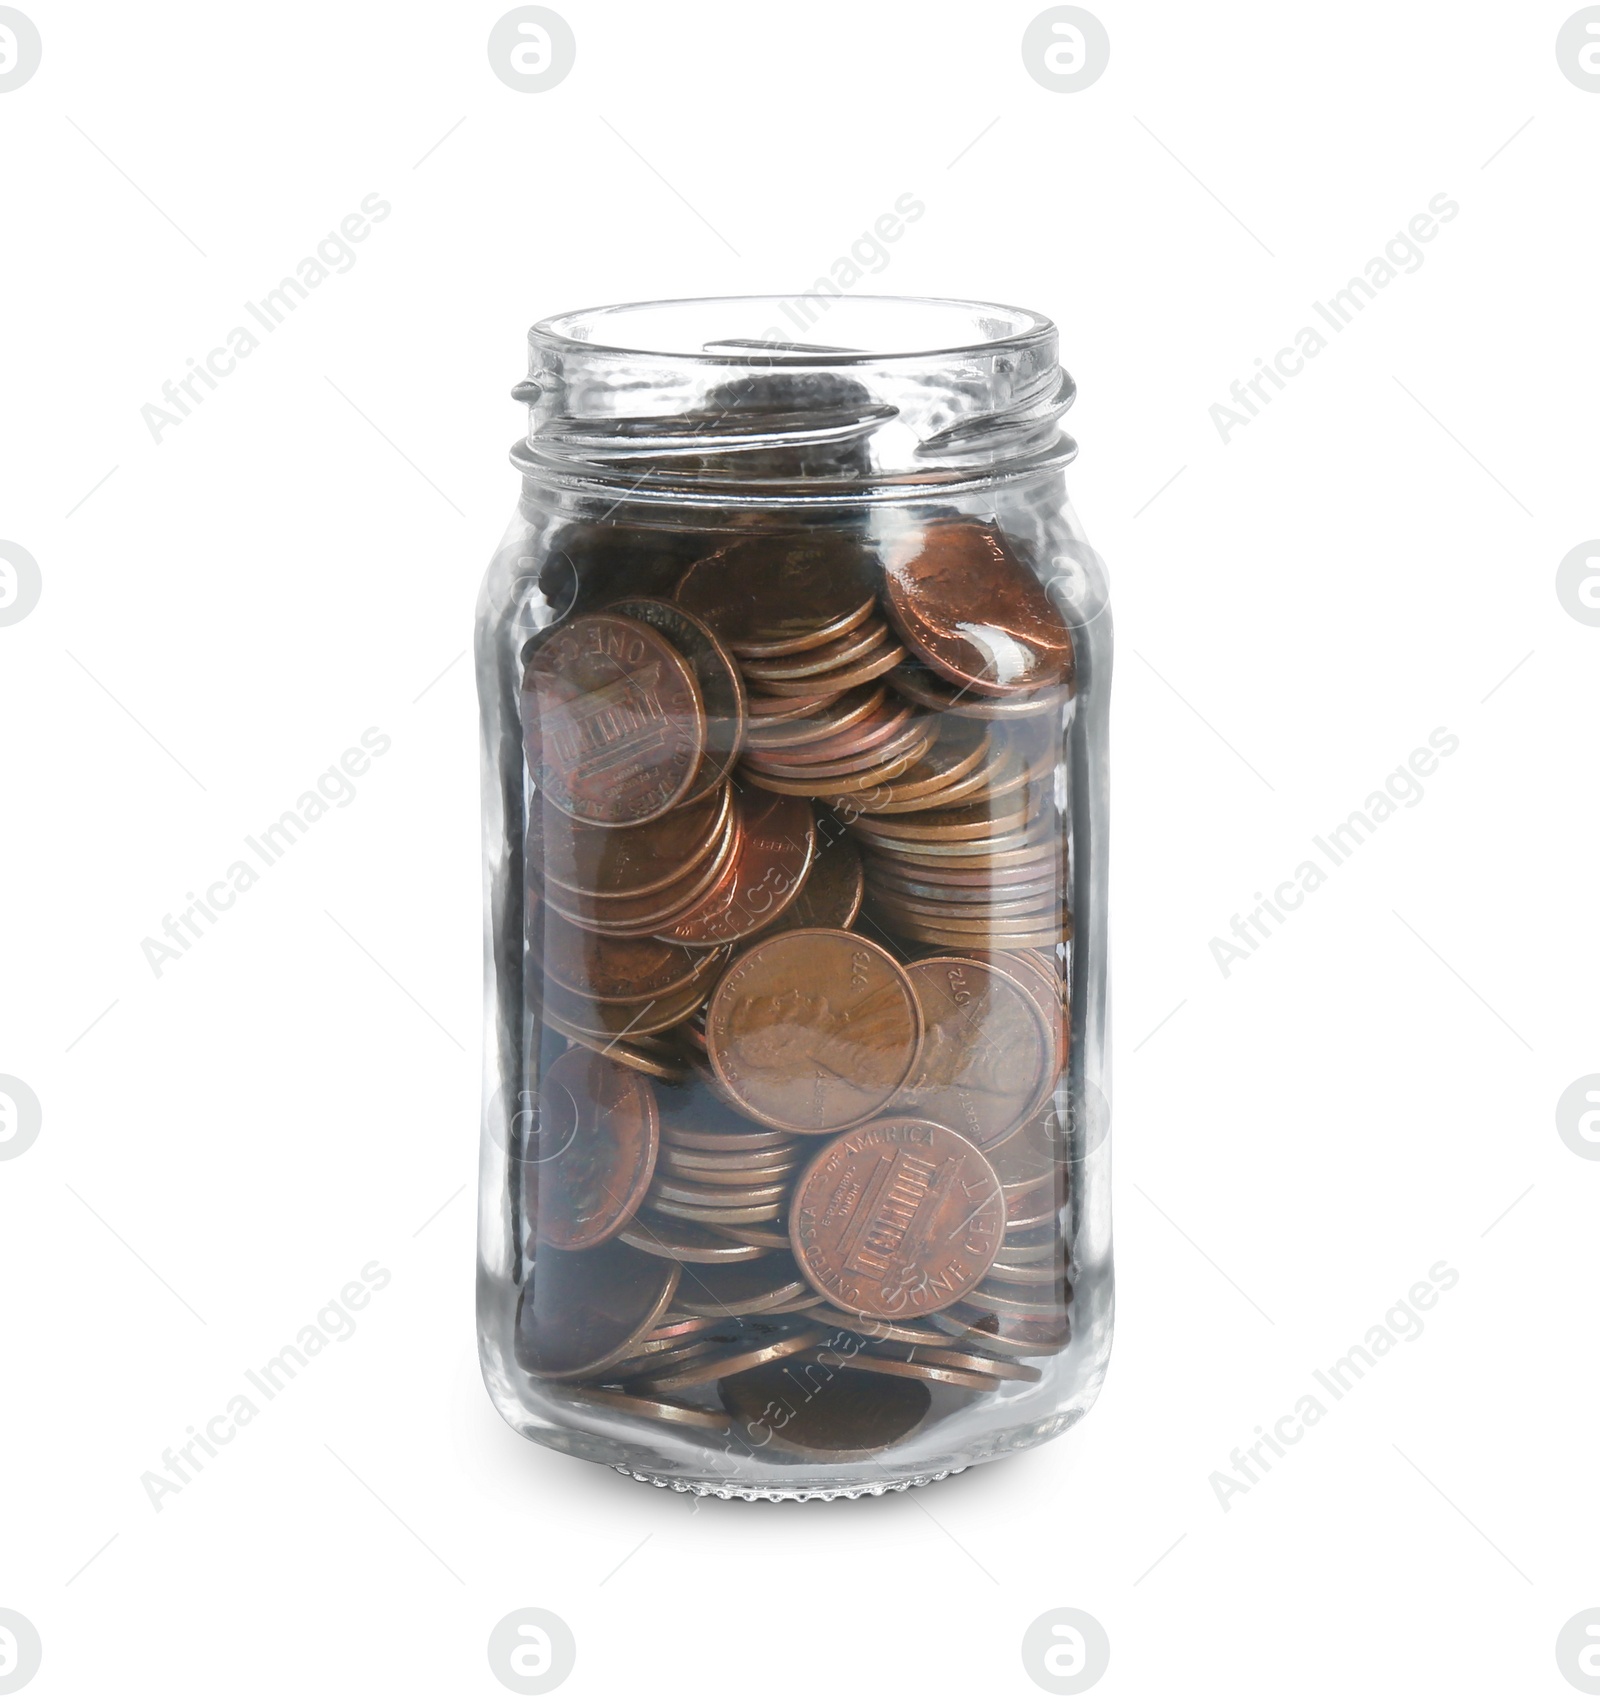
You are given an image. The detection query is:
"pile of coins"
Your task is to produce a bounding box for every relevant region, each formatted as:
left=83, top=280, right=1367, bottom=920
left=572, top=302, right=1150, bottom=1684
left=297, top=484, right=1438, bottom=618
left=513, top=516, right=1078, bottom=1453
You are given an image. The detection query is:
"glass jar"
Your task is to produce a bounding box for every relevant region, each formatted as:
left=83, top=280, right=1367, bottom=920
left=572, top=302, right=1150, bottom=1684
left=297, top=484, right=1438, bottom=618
left=474, top=296, right=1112, bottom=1499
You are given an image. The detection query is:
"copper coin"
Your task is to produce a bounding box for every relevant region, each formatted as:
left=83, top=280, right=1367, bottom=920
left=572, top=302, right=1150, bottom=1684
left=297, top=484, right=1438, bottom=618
left=522, top=613, right=706, bottom=824
left=706, top=929, right=921, bottom=1134
left=798, top=1305, right=961, bottom=1348
left=634, top=1323, right=828, bottom=1392
left=745, top=686, right=842, bottom=720
left=653, top=790, right=816, bottom=947
left=836, top=723, right=991, bottom=812
left=513, top=1241, right=680, bottom=1379
left=938, top=1308, right=1072, bottom=1355
left=739, top=616, right=891, bottom=681
left=744, top=729, right=936, bottom=797
left=662, top=1138, right=803, bottom=1171
left=741, top=684, right=888, bottom=749
left=546, top=1022, right=690, bottom=1083
left=866, top=848, right=1064, bottom=887
left=661, top=1125, right=791, bottom=1154
left=539, top=968, right=719, bottom=1042
left=758, top=828, right=863, bottom=934
left=533, top=1048, right=660, bottom=1250
left=1003, top=1181, right=1061, bottom=1232
left=608, top=597, right=747, bottom=805
left=982, top=1115, right=1063, bottom=1194
left=883, top=520, right=1073, bottom=696
left=618, top=1214, right=767, bottom=1264
left=531, top=783, right=731, bottom=899
left=676, top=533, right=877, bottom=657
left=789, top=1117, right=1004, bottom=1318
left=537, top=910, right=721, bottom=1004
left=754, top=696, right=915, bottom=766
left=746, top=713, right=934, bottom=782
left=650, top=1177, right=790, bottom=1208
left=743, top=633, right=906, bottom=697
left=647, top=1196, right=785, bottom=1225
left=539, top=800, right=737, bottom=933
left=909, top=1344, right=1043, bottom=1383
left=871, top=891, right=1071, bottom=931
left=985, top=1257, right=1071, bottom=1287
left=853, top=789, right=1038, bottom=843
left=718, top=1358, right=931, bottom=1453
left=868, top=867, right=1061, bottom=907
left=814, top=1344, right=1000, bottom=1392
left=736, top=1224, right=794, bottom=1250
left=663, top=1154, right=798, bottom=1187
left=571, top=1386, right=731, bottom=1432
left=671, top=1252, right=811, bottom=1317
left=897, top=958, right=1049, bottom=1148
left=888, top=662, right=1073, bottom=721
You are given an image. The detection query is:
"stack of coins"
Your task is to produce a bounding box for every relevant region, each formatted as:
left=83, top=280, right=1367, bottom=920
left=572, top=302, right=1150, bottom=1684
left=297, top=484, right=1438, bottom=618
left=514, top=515, right=1078, bottom=1451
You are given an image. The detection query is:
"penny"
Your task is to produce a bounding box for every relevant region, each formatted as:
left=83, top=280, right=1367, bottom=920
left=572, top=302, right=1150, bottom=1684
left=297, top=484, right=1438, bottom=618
left=522, top=612, right=706, bottom=824
left=745, top=729, right=936, bottom=797
left=532, top=1048, right=659, bottom=1250
left=531, top=783, right=731, bottom=900
left=706, top=929, right=921, bottom=1134
left=735, top=1227, right=793, bottom=1251
left=660, top=1125, right=792, bottom=1155
left=853, top=815, right=1048, bottom=859
left=853, top=789, right=1037, bottom=843
left=985, top=1258, right=1071, bottom=1287
left=741, top=684, right=888, bottom=749
left=676, top=533, right=878, bottom=657
left=662, top=1150, right=801, bottom=1184
left=744, top=633, right=906, bottom=697
left=965, top=1283, right=1071, bottom=1321
left=908, top=1344, right=1042, bottom=1383
left=609, top=597, right=747, bottom=805
left=539, top=967, right=718, bottom=1042
left=536, top=909, right=721, bottom=1005
left=867, top=844, right=1063, bottom=883
left=798, top=1305, right=960, bottom=1347
left=719, top=1359, right=932, bottom=1453
left=836, top=723, right=991, bottom=811
left=671, top=1252, right=811, bottom=1317
left=739, top=616, right=891, bottom=681
left=653, top=790, right=816, bottom=947
left=540, top=801, right=737, bottom=933
left=546, top=1022, right=690, bottom=1082
left=536, top=520, right=706, bottom=617
left=634, top=1324, right=829, bottom=1392
left=941, top=1304, right=1071, bottom=1355
left=898, top=959, right=1049, bottom=1148
left=755, top=696, right=916, bottom=765
left=758, top=828, right=863, bottom=934
left=868, top=867, right=1061, bottom=907
left=650, top=1177, right=790, bottom=1207
left=883, top=520, right=1073, bottom=696
left=1003, top=1183, right=1061, bottom=1232
left=514, top=1241, right=680, bottom=1379
left=888, top=661, right=1074, bottom=721
left=647, top=1196, right=785, bottom=1225
left=814, top=1344, right=1000, bottom=1392
left=871, top=892, right=1071, bottom=932
left=619, top=1214, right=767, bottom=1264
left=790, top=1118, right=1004, bottom=1319
left=747, top=713, right=934, bottom=781
left=571, top=1386, right=731, bottom=1432
left=745, top=686, right=841, bottom=720
left=982, top=1115, right=1063, bottom=1193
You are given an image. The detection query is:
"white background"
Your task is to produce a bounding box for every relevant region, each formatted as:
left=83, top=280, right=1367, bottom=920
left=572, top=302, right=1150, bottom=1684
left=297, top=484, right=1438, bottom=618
left=2, top=1, right=1597, bottom=1697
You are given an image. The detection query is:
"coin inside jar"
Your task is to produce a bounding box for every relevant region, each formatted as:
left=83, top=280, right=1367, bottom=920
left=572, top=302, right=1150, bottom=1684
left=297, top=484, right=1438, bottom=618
left=789, top=1117, right=1004, bottom=1318
left=529, top=783, right=731, bottom=899
left=514, top=1241, right=680, bottom=1379
left=718, top=1357, right=932, bottom=1454
left=705, top=929, right=921, bottom=1134
left=532, top=1048, right=660, bottom=1250
left=882, top=520, right=1074, bottom=697
left=896, top=958, right=1050, bottom=1148
left=675, top=532, right=878, bottom=657
left=535, top=910, right=722, bottom=1005
left=755, top=825, right=862, bottom=934
left=522, top=612, right=706, bottom=824
left=652, top=789, right=815, bottom=947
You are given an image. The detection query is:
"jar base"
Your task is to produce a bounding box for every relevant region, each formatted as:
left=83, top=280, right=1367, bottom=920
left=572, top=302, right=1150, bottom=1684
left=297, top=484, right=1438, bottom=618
left=611, top=1464, right=966, bottom=1501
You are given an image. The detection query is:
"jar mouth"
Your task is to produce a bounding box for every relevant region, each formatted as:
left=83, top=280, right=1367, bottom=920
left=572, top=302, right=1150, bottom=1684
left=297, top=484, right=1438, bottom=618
left=530, top=295, right=1056, bottom=366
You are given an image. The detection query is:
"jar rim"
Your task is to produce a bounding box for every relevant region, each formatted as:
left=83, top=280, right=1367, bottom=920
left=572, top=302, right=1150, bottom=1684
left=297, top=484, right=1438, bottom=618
left=530, top=294, right=1056, bottom=366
